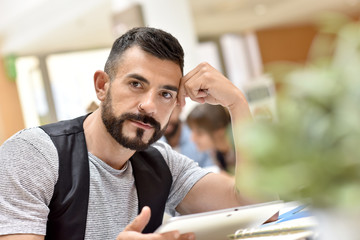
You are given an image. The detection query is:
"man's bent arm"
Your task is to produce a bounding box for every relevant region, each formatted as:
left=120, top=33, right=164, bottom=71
left=176, top=63, right=255, bottom=214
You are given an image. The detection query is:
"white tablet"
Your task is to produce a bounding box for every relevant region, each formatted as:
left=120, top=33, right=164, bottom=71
left=156, top=201, right=284, bottom=240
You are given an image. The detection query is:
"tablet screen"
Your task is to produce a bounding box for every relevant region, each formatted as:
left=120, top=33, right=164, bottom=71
left=156, top=201, right=284, bottom=240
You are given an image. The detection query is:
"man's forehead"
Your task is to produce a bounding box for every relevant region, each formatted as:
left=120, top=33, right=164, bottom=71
left=118, top=47, right=181, bottom=82
left=120, top=45, right=181, bottom=67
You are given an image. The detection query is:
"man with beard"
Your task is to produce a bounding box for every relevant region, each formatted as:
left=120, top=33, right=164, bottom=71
left=0, top=27, right=254, bottom=240
left=160, top=105, right=217, bottom=170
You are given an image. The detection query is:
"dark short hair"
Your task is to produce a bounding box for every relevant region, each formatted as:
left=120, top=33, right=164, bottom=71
left=104, top=27, right=184, bottom=80
left=186, top=104, right=231, bottom=133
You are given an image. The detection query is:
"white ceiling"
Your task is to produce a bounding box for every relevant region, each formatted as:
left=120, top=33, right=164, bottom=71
left=189, top=0, right=360, bottom=38
left=0, top=0, right=114, bottom=55
left=0, top=0, right=358, bottom=55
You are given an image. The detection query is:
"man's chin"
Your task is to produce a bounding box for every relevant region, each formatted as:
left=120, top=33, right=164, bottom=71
left=120, top=140, right=150, bottom=151
left=117, top=133, right=154, bottom=151
left=125, top=145, right=148, bottom=151
left=115, top=126, right=165, bottom=151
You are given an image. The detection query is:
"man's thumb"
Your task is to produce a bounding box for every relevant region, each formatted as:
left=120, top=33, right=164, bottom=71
left=124, top=206, right=151, bottom=232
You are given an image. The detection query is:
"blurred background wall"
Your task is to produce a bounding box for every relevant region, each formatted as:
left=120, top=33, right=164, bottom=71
left=0, top=0, right=359, bottom=144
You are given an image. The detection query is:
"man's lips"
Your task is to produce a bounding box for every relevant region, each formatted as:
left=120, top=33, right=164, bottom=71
left=129, top=120, right=154, bottom=129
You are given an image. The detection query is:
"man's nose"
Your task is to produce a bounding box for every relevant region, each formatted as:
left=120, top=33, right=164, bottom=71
left=138, top=91, right=157, bottom=115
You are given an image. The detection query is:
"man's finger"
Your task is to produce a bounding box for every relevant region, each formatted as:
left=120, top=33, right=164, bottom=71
left=181, top=64, right=202, bottom=83
left=177, top=84, right=187, bottom=107
left=178, top=65, right=203, bottom=107
left=160, top=230, right=180, bottom=239
left=160, top=231, right=195, bottom=240
left=179, top=232, right=195, bottom=240
left=124, top=206, right=151, bottom=232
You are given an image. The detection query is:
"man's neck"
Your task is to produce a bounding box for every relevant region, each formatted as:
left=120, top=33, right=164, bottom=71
left=83, top=110, right=135, bottom=170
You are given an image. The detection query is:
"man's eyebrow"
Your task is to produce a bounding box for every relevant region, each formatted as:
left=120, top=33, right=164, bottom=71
left=127, top=73, right=149, bottom=84
left=163, top=85, right=178, bottom=93
left=127, top=73, right=179, bottom=92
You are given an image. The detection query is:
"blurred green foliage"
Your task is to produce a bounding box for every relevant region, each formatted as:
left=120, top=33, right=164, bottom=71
left=236, top=12, right=360, bottom=209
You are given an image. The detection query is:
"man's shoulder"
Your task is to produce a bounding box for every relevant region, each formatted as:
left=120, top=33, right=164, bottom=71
left=1, top=127, right=57, bottom=161
left=0, top=126, right=59, bottom=185
left=151, top=140, right=198, bottom=169
left=151, top=140, right=182, bottom=165
left=40, top=114, right=87, bottom=136
left=4, top=127, right=49, bottom=144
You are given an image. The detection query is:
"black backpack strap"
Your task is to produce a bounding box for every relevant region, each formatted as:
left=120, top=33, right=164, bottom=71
left=131, top=146, right=173, bottom=233
left=40, top=115, right=90, bottom=240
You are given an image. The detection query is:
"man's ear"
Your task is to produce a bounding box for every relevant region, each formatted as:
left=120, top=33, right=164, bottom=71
left=94, top=70, right=110, bottom=101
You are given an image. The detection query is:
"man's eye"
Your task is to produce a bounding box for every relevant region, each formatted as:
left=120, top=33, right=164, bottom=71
left=130, top=81, right=142, bottom=88
left=162, top=91, right=173, bottom=99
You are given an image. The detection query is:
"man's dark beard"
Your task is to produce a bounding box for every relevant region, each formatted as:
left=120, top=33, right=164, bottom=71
left=101, top=93, right=166, bottom=151
left=164, top=121, right=180, bottom=139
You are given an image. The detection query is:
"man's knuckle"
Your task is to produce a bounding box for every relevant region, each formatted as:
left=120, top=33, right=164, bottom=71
left=199, top=61, right=209, bottom=67
left=202, top=71, right=211, bottom=79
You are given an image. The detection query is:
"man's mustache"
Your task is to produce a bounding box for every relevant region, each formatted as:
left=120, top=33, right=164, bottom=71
left=120, top=113, right=161, bottom=130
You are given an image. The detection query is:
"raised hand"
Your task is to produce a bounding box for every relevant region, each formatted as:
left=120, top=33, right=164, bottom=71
left=116, top=206, right=194, bottom=240
left=178, top=62, right=243, bottom=108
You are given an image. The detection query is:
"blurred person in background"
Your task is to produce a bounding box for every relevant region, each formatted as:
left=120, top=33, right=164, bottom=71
left=187, top=104, right=236, bottom=174
left=161, top=105, right=219, bottom=172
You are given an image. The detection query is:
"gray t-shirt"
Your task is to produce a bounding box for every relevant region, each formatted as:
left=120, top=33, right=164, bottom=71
left=0, top=127, right=209, bottom=239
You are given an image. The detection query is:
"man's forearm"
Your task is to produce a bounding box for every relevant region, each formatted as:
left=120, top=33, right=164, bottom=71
left=226, top=89, right=255, bottom=203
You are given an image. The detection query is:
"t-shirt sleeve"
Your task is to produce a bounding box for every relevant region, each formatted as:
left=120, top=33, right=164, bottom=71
left=152, top=141, right=210, bottom=216
left=0, top=128, right=58, bottom=236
